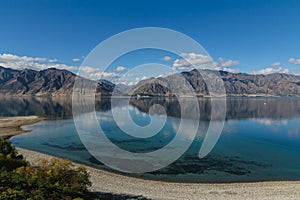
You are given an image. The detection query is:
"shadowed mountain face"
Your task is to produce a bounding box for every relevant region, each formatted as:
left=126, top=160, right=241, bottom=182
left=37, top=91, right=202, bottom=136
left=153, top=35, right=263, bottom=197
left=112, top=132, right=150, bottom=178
left=131, top=69, right=300, bottom=96
left=0, top=66, right=115, bottom=96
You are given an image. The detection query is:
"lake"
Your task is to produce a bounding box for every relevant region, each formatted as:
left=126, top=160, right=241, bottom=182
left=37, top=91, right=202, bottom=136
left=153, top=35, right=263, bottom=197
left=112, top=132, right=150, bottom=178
left=6, top=96, right=300, bottom=183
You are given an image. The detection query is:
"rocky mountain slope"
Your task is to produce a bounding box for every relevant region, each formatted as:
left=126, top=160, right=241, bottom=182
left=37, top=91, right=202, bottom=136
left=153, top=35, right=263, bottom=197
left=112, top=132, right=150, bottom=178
left=0, top=66, right=116, bottom=96
left=131, top=69, right=300, bottom=96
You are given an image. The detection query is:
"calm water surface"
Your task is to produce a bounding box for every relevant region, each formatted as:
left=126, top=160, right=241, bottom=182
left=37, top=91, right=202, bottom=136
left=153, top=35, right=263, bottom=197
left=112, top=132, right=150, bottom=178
left=5, top=96, right=300, bottom=183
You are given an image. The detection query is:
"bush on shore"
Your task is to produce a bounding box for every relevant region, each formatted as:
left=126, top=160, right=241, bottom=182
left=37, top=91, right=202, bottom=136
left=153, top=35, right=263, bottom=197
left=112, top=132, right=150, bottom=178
left=0, top=139, right=96, bottom=200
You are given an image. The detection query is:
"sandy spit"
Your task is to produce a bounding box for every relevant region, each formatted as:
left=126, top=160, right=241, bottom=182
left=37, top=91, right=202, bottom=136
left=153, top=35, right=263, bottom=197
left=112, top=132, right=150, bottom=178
left=0, top=116, right=43, bottom=138
left=16, top=148, right=300, bottom=200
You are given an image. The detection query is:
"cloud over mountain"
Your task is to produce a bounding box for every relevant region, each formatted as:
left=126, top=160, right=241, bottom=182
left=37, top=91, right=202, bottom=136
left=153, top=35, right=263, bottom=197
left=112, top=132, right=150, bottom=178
left=270, top=62, right=281, bottom=67
left=172, top=52, right=239, bottom=73
left=289, top=58, right=300, bottom=65
left=0, top=53, right=123, bottom=81
left=251, top=67, right=289, bottom=75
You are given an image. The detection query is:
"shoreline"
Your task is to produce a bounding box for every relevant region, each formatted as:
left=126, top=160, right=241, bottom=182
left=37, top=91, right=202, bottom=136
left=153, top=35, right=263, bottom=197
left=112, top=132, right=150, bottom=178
left=17, top=147, right=300, bottom=200
left=2, top=116, right=300, bottom=199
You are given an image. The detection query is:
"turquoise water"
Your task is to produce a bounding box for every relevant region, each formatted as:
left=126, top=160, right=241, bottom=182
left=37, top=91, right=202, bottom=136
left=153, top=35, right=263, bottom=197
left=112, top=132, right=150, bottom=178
left=8, top=97, right=300, bottom=183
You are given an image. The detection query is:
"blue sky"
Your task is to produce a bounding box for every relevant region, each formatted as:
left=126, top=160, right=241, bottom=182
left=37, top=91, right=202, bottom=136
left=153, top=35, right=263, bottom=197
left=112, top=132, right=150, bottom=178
left=1, top=0, right=300, bottom=81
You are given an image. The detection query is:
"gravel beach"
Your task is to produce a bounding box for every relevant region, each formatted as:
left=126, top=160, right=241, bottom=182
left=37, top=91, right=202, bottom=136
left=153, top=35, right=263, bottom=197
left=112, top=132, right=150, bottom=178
left=17, top=147, right=300, bottom=200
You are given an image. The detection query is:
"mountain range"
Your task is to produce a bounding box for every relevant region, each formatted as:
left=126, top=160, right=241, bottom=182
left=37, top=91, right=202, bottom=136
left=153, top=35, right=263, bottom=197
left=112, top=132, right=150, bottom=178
left=131, top=69, right=300, bottom=96
left=1, top=66, right=300, bottom=96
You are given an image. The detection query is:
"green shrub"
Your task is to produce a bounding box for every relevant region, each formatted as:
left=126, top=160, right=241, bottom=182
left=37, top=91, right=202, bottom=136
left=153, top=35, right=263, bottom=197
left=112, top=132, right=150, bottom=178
left=0, top=139, right=96, bottom=200
left=0, top=139, right=27, bottom=171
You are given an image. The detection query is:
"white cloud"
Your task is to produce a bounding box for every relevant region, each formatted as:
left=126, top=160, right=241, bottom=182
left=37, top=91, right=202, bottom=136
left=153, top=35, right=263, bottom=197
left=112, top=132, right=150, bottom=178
left=173, top=53, right=213, bottom=70
left=48, top=59, right=59, bottom=63
left=270, top=62, right=281, bottom=67
left=0, top=53, right=46, bottom=62
left=0, top=53, right=123, bottom=81
left=161, top=56, right=172, bottom=61
left=102, top=71, right=122, bottom=79
left=77, top=66, right=122, bottom=80
left=251, top=67, right=289, bottom=75
left=135, top=75, right=147, bottom=80
left=127, top=81, right=135, bottom=86
left=172, top=53, right=239, bottom=72
left=72, top=58, right=80, bottom=62
left=116, top=66, right=127, bottom=72
left=222, top=67, right=240, bottom=73
left=289, top=58, right=300, bottom=65
left=218, top=57, right=239, bottom=67
left=0, top=53, right=78, bottom=71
